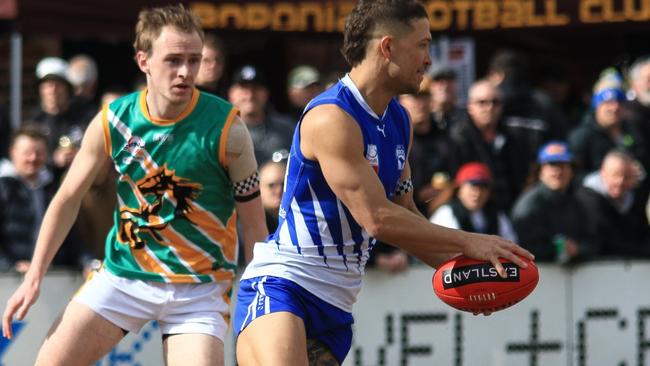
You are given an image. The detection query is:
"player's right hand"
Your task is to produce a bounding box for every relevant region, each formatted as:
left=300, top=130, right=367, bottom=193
left=2, top=278, right=41, bottom=339
left=461, top=232, right=534, bottom=279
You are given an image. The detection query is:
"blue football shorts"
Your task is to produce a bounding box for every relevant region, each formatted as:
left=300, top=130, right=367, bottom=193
left=233, top=275, right=354, bottom=364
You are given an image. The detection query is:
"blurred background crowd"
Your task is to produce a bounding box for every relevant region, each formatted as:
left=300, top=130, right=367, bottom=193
left=1, top=0, right=650, bottom=275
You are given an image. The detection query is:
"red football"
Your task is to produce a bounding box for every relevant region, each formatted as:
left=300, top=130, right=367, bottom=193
left=432, top=255, right=539, bottom=313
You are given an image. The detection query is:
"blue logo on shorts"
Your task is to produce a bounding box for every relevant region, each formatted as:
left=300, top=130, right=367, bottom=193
left=256, top=294, right=266, bottom=312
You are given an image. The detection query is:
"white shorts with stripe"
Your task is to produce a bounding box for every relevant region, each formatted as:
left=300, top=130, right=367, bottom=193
left=74, top=268, right=231, bottom=341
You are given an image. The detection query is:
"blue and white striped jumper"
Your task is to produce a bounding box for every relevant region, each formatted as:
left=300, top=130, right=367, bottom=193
left=241, top=75, right=411, bottom=312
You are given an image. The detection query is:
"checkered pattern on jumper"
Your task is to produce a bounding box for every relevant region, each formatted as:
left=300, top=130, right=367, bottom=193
left=394, top=178, right=413, bottom=196
left=234, top=172, right=260, bottom=196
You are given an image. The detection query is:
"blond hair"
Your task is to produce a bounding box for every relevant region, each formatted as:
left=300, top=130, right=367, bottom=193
left=133, top=4, right=204, bottom=55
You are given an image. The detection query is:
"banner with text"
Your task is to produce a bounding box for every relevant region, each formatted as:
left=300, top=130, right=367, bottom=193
left=190, top=0, right=650, bottom=33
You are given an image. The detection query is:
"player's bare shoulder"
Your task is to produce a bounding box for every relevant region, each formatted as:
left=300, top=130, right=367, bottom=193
left=76, top=110, right=110, bottom=160
left=301, top=104, right=355, bottom=134
left=300, top=104, right=362, bottom=161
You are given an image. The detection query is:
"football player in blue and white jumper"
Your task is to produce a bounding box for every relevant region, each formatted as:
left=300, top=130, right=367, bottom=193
left=234, top=1, right=535, bottom=365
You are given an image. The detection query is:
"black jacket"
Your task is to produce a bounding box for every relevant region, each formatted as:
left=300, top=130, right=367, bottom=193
left=500, top=80, right=570, bottom=163
left=448, top=198, right=500, bottom=235
left=623, top=100, right=650, bottom=171
left=511, top=183, right=598, bottom=262
left=575, top=176, right=650, bottom=259
left=247, top=110, right=295, bottom=165
left=409, top=108, right=461, bottom=214
left=448, top=115, right=530, bottom=211
left=0, top=163, right=86, bottom=271
left=622, top=100, right=650, bottom=196
left=569, top=112, right=646, bottom=177
left=29, top=104, right=93, bottom=154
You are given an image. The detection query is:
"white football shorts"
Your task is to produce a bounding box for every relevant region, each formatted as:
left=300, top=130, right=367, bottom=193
left=74, top=268, right=231, bottom=341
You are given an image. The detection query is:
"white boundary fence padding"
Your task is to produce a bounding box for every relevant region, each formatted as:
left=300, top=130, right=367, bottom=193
left=1, top=261, right=649, bottom=366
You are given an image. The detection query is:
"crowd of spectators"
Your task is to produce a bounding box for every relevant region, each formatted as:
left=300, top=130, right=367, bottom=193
left=403, top=51, right=650, bottom=270
left=2, top=39, right=650, bottom=275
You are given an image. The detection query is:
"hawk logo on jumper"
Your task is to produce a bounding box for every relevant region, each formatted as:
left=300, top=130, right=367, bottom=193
left=395, top=145, right=406, bottom=170
left=366, top=144, right=379, bottom=173
left=117, top=164, right=202, bottom=250
left=123, top=136, right=145, bottom=154
left=441, top=263, right=519, bottom=289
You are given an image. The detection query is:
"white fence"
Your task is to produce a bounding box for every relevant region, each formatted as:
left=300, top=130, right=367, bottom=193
left=1, top=261, right=648, bottom=366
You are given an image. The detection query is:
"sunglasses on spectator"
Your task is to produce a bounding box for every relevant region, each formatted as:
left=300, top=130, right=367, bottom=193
left=471, top=98, right=502, bottom=107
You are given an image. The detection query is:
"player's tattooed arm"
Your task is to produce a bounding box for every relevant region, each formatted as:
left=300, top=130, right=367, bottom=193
left=307, top=339, right=339, bottom=366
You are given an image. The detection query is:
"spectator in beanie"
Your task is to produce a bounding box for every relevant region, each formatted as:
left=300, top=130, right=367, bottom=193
left=569, top=68, right=647, bottom=180
left=511, top=141, right=597, bottom=263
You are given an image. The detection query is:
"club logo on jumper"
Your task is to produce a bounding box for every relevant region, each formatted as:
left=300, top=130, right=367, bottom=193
left=153, top=133, right=174, bottom=144
left=366, top=144, right=379, bottom=173
left=442, top=263, right=519, bottom=289
left=395, top=145, right=406, bottom=170
left=123, top=136, right=145, bottom=154
left=117, top=164, right=202, bottom=250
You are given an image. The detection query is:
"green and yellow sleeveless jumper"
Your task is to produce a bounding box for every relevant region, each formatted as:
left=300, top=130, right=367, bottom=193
left=101, top=88, right=239, bottom=284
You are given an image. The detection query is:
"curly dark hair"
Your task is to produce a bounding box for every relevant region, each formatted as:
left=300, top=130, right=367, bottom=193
left=341, top=0, right=428, bottom=67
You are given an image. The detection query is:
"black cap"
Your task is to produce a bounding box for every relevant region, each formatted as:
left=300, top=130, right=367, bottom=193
left=427, top=64, right=457, bottom=81
left=231, top=65, right=266, bottom=86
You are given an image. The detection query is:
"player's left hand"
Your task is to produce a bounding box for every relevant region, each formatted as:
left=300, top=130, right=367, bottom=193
left=2, top=276, right=41, bottom=339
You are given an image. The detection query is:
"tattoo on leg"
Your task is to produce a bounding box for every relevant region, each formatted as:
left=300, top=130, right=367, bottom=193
left=307, top=339, right=339, bottom=366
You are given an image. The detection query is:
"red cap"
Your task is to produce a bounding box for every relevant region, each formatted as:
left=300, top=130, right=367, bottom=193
left=455, top=162, right=492, bottom=185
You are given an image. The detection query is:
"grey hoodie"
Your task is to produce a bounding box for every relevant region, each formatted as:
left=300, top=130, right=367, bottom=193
left=582, top=171, right=634, bottom=214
